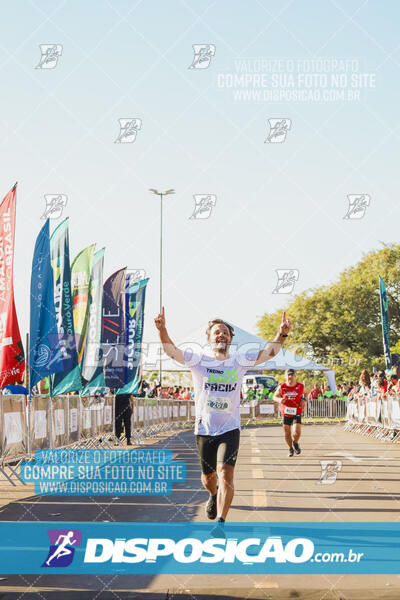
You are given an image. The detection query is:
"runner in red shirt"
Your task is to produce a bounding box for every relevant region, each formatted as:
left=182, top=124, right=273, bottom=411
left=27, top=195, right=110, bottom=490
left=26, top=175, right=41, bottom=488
left=308, top=382, right=321, bottom=400
left=273, top=369, right=306, bottom=456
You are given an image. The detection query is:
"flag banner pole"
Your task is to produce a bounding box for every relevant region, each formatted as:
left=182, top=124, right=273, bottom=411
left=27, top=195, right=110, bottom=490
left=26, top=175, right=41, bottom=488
left=379, top=276, right=392, bottom=370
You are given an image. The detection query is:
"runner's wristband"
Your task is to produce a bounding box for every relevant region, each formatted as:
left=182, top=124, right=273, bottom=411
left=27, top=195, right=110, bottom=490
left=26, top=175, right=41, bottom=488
left=279, top=333, right=288, bottom=337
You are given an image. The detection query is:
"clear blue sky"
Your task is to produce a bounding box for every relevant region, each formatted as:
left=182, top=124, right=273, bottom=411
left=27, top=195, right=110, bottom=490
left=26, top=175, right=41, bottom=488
left=1, top=0, right=399, bottom=350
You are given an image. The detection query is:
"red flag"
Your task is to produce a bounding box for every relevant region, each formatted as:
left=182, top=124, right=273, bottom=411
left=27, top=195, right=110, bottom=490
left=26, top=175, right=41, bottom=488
left=0, top=184, right=25, bottom=386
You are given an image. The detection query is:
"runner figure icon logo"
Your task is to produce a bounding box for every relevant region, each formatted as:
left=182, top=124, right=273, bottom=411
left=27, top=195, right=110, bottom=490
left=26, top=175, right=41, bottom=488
left=114, top=118, right=142, bottom=143
left=343, top=194, right=370, bottom=219
left=41, top=194, right=68, bottom=220
left=318, top=460, right=342, bottom=485
left=272, top=269, right=299, bottom=294
left=125, top=269, right=146, bottom=290
left=36, top=44, right=63, bottom=69
left=189, top=195, right=217, bottom=220
left=42, top=529, right=82, bottom=567
left=265, top=119, right=291, bottom=143
left=188, top=44, right=216, bottom=69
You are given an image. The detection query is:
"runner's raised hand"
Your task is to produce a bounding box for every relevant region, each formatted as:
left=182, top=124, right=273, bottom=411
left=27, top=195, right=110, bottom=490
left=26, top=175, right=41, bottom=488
left=154, top=306, right=166, bottom=331
left=280, top=311, right=291, bottom=336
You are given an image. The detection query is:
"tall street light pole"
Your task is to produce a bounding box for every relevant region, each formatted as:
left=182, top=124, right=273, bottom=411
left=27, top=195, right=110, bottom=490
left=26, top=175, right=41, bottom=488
left=149, top=188, right=175, bottom=390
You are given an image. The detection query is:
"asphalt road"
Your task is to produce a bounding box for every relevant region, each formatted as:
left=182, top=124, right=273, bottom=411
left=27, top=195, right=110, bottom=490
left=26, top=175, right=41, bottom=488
left=1, top=423, right=400, bottom=599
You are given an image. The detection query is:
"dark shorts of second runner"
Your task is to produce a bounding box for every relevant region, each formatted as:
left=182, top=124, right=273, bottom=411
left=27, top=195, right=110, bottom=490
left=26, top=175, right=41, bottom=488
left=283, top=414, right=302, bottom=426
left=195, top=428, right=240, bottom=475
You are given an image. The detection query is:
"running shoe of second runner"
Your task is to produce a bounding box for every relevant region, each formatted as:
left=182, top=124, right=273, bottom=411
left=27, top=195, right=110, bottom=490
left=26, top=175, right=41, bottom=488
left=288, top=447, right=294, bottom=457
left=205, top=492, right=218, bottom=519
left=293, top=441, right=301, bottom=455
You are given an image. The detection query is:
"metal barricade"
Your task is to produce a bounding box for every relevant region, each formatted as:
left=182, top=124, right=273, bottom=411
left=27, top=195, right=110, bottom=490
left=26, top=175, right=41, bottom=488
left=51, top=396, right=68, bottom=448
left=178, top=401, right=187, bottom=426
left=364, top=398, right=381, bottom=437
left=146, top=399, right=161, bottom=436
left=29, top=395, right=51, bottom=452
left=80, top=396, right=95, bottom=447
left=257, top=401, right=276, bottom=418
left=343, top=399, right=355, bottom=431
left=240, top=402, right=251, bottom=417
left=388, top=395, right=400, bottom=442
left=90, top=396, right=115, bottom=448
left=131, top=397, right=146, bottom=444
left=162, top=399, right=169, bottom=426
left=67, top=395, right=81, bottom=446
left=243, top=396, right=348, bottom=424
left=103, top=395, right=114, bottom=434
left=0, top=394, right=28, bottom=486
left=344, top=392, right=400, bottom=443
left=171, top=401, right=178, bottom=424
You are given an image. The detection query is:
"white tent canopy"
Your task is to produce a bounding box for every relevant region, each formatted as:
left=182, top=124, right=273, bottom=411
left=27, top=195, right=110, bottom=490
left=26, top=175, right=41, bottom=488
left=144, top=322, right=336, bottom=392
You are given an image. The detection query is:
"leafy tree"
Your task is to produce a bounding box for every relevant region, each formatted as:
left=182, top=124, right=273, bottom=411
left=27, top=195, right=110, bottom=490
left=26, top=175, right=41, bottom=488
left=257, top=244, right=400, bottom=385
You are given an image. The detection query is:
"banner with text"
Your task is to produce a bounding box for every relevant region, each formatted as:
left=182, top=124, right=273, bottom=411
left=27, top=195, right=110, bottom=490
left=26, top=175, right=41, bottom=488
left=0, top=184, right=24, bottom=386
left=50, top=218, right=82, bottom=394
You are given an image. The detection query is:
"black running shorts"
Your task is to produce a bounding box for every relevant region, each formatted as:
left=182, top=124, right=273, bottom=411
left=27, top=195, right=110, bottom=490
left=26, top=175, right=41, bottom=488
left=283, top=414, right=302, bottom=426
left=195, top=428, right=240, bottom=475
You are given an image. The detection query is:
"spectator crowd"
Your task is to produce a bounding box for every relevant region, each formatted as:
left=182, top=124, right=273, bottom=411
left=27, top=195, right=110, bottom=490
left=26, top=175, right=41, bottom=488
left=345, top=366, right=400, bottom=402
left=136, top=382, right=194, bottom=400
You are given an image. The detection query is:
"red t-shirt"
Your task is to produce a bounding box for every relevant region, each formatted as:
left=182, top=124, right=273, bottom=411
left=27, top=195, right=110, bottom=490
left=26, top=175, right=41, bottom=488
left=279, top=382, right=305, bottom=415
left=309, top=387, right=321, bottom=400
left=380, top=381, right=388, bottom=394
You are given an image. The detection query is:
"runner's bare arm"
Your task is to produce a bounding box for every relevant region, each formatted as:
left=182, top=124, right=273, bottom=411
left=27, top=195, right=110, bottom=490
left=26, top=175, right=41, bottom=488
left=253, top=311, right=291, bottom=365
left=273, top=384, right=282, bottom=402
left=154, top=306, right=185, bottom=365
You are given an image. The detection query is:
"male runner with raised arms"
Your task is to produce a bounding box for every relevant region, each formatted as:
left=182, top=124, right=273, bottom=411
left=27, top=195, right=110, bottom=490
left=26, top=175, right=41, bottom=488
left=154, top=308, right=291, bottom=525
left=273, top=369, right=306, bottom=456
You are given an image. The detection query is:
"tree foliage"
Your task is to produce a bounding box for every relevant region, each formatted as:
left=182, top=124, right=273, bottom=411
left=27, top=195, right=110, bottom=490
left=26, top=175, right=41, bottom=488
left=257, top=244, right=400, bottom=385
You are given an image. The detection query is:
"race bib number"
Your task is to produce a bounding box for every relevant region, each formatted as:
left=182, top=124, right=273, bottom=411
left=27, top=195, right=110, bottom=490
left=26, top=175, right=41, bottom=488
left=206, top=397, right=232, bottom=414
left=284, top=406, right=297, bottom=416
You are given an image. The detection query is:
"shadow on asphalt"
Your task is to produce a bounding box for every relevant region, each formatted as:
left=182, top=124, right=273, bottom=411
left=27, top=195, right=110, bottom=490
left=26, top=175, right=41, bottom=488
left=0, top=430, right=207, bottom=594
left=1, top=590, right=399, bottom=600
left=0, top=593, right=252, bottom=600
left=0, top=430, right=203, bottom=523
